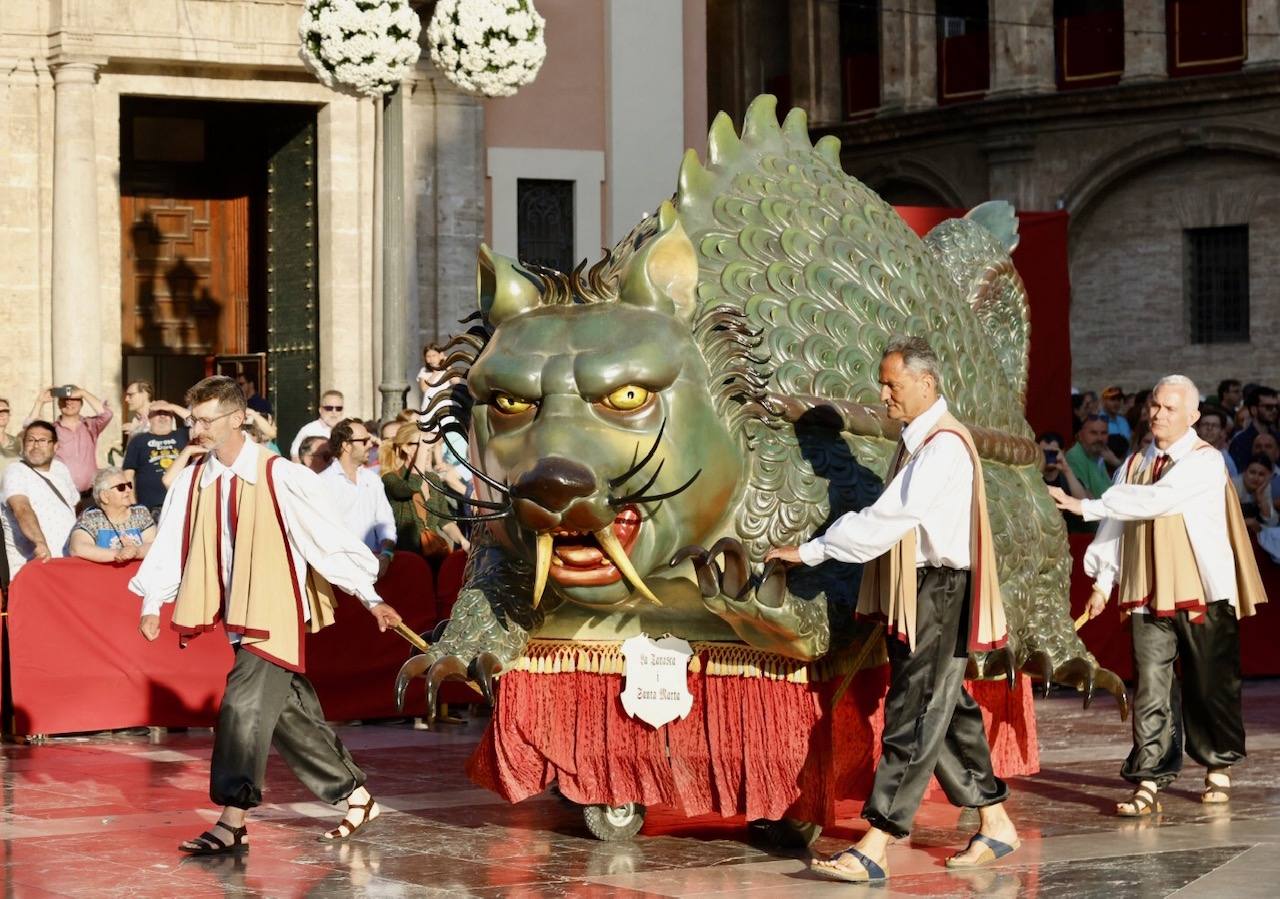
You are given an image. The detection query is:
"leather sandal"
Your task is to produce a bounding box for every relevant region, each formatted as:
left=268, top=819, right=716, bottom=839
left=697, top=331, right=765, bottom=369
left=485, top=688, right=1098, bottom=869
left=946, top=832, right=1021, bottom=868
left=1203, top=770, right=1231, bottom=804
left=810, top=847, right=888, bottom=883
left=1117, top=783, right=1161, bottom=817
left=319, top=797, right=381, bottom=841
left=179, top=822, right=248, bottom=855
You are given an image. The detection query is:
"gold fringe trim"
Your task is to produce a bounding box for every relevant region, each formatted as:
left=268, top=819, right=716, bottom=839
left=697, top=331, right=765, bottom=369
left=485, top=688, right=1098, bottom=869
left=507, top=637, right=886, bottom=684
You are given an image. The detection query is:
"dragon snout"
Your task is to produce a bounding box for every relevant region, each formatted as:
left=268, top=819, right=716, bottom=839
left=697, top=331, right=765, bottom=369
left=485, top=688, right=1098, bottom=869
left=509, top=457, right=601, bottom=530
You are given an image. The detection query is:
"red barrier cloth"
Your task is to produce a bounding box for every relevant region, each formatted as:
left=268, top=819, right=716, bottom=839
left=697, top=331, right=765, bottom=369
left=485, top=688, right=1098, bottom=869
left=8, top=559, right=231, bottom=735
left=6, top=553, right=468, bottom=735
left=894, top=207, right=1073, bottom=442
left=467, top=666, right=1038, bottom=825
left=1068, top=532, right=1280, bottom=680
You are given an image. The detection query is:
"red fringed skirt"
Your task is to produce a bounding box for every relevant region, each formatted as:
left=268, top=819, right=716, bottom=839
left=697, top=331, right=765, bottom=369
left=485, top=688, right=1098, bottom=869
left=467, top=647, right=1038, bottom=825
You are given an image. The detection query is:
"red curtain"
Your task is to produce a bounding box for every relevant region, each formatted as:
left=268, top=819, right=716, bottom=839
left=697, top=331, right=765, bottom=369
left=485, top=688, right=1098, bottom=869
left=895, top=206, right=1073, bottom=441
left=6, top=552, right=473, bottom=735
left=1067, top=533, right=1280, bottom=680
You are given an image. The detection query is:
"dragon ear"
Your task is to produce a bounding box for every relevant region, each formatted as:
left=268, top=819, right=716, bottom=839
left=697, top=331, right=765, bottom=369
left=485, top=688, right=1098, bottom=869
left=620, top=202, right=698, bottom=323
left=477, top=244, right=542, bottom=326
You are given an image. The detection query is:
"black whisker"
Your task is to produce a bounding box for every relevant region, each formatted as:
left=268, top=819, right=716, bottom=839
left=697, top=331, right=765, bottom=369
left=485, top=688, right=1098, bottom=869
left=625, top=457, right=665, bottom=502
left=434, top=508, right=514, bottom=522
left=451, top=450, right=511, bottom=495
left=612, top=468, right=702, bottom=507
left=608, top=419, right=666, bottom=489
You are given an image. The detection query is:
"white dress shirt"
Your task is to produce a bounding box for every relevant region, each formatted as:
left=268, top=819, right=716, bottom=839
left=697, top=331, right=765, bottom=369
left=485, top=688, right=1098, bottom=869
left=1, top=459, right=79, bottom=575
left=319, top=461, right=396, bottom=552
left=130, top=440, right=383, bottom=634
left=1083, top=427, right=1238, bottom=610
left=798, top=397, right=974, bottom=569
left=289, top=418, right=332, bottom=461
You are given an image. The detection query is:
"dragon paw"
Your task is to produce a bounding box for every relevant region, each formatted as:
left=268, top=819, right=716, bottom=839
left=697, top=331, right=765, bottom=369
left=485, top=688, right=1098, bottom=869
left=671, top=538, right=812, bottom=656
left=395, top=648, right=504, bottom=729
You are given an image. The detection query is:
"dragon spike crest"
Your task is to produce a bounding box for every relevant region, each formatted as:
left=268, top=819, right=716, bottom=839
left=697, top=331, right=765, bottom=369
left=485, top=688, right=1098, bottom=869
left=477, top=243, right=542, bottom=325
left=618, top=201, right=698, bottom=323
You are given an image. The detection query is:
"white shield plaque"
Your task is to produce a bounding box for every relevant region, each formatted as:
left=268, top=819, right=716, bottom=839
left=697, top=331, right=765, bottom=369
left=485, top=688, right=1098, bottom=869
left=619, top=634, right=695, bottom=729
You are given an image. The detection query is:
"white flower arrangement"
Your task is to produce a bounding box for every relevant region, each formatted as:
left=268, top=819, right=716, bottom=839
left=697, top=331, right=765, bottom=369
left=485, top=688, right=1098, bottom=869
left=427, top=0, right=547, bottom=98
left=298, top=0, right=422, bottom=97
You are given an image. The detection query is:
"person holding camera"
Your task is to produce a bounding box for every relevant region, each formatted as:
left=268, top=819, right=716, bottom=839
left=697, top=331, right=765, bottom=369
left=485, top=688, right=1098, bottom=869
left=1039, top=431, right=1091, bottom=532
left=26, top=385, right=113, bottom=496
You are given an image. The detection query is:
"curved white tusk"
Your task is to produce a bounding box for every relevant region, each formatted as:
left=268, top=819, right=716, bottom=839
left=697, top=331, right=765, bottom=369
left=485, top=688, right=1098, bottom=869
left=532, top=533, right=553, bottom=608
left=595, top=526, right=662, bottom=605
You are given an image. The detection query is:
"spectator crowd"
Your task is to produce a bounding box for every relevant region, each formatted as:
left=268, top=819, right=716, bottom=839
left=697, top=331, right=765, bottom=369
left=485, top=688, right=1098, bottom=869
left=1, top=352, right=474, bottom=588
left=1047, top=379, right=1280, bottom=550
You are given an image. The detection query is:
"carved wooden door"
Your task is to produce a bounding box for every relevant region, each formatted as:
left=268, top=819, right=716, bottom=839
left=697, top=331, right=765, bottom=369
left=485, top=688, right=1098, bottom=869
left=120, top=194, right=250, bottom=358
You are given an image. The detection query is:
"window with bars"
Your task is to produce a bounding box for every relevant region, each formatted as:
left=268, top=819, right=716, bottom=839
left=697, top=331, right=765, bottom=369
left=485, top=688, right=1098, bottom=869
left=517, top=178, right=575, bottom=273
left=1186, top=225, right=1249, bottom=344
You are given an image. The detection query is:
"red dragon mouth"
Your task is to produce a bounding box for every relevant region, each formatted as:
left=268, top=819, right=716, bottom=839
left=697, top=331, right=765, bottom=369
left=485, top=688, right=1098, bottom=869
left=547, top=505, right=641, bottom=586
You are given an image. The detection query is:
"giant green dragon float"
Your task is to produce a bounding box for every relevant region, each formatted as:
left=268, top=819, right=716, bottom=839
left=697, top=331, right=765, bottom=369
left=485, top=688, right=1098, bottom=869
left=398, top=95, right=1123, bottom=841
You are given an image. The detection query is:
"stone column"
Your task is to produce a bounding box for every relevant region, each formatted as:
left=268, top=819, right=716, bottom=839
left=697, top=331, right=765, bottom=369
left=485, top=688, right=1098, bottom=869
left=428, top=76, right=485, bottom=346
left=789, top=0, right=841, bottom=125
left=1247, top=1, right=1280, bottom=70
left=989, top=0, right=1055, bottom=96
left=379, top=84, right=409, bottom=421
left=50, top=60, right=101, bottom=389
left=1122, top=1, right=1166, bottom=82
left=880, top=0, right=937, bottom=113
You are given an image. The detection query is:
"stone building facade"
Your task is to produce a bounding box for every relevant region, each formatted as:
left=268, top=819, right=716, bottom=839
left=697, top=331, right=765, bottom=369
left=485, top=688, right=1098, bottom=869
left=0, top=0, right=488, bottom=450
left=1, top=0, right=705, bottom=456
left=708, top=1, right=1280, bottom=393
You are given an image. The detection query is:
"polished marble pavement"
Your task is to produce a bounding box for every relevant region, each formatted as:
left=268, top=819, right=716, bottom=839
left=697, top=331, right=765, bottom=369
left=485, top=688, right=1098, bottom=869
left=4, top=681, right=1280, bottom=897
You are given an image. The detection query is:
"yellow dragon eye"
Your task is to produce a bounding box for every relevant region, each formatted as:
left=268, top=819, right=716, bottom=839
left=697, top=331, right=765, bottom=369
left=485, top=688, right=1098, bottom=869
left=601, top=385, right=651, bottom=412
left=492, top=393, right=534, bottom=415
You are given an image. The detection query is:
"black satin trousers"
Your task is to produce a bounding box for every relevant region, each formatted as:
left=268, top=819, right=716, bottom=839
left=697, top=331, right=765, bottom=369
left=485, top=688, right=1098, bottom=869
left=1123, top=600, right=1245, bottom=788
left=210, top=647, right=366, bottom=809
left=862, top=566, right=1008, bottom=838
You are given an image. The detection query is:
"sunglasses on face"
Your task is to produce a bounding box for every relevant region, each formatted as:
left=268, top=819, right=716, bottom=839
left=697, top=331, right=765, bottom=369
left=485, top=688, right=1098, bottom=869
left=322, top=405, right=344, bottom=412
left=349, top=437, right=369, bottom=445
left=108, top=482, right=133, bottom=493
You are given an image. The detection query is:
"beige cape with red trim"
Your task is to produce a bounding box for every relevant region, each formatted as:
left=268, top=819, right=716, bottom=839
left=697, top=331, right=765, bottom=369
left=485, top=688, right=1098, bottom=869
left=855, top=411, right=1008, bottom=653
left=170, top=449, right=336, bottom=671
left=1117, top=441, right=1266, bottom=621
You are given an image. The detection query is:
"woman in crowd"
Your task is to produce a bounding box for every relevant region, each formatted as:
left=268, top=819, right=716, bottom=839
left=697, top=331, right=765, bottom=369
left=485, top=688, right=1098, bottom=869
left=1234, top=453, right=1279, bottom=533
left=382, top=421, right=469, bottom=563
left=68, top=467, right=156, bottom=563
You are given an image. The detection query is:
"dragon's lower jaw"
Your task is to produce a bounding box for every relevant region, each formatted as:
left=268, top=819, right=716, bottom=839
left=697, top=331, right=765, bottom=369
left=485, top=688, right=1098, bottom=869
left=548, top=506, right=639, bottom=585
left=529, top=506, right=660, bottom=606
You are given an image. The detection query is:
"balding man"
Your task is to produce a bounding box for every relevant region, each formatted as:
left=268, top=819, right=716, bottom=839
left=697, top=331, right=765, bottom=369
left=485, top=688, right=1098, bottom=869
left=1052, top=375, right=1267, bottom=817
left=768, top=335, right=1017, bottom=882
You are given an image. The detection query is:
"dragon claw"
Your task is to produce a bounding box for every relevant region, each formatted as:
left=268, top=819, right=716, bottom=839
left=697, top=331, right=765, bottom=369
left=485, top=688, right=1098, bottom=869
left=709, top=537, right=750, bottom=599
left=671, top=545, right=721, bottom=597
left=423, top=655, right=470, bottom=729
left=756, top=560, right=787, bottom=609
left=395, top=654, right=433, bottom=713
left=1021, top=650, right=1054, bottom=698
left=1093, top=666, right=1131, bottom=721
left=470, top=652, right=504, bottom=705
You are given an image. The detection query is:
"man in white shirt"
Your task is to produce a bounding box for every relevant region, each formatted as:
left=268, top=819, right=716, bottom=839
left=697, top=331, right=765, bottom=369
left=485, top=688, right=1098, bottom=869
left=1, top=421, right=79, bottom=576
left=1052, top=375, right=1266, bottom=816
left=320, top=418, right=397, bottom=574
left=767, top=337, right=1018, bottom=882
left=289, top=388, right=346, bottom=460
left=131, top=377, right=403, bottom=854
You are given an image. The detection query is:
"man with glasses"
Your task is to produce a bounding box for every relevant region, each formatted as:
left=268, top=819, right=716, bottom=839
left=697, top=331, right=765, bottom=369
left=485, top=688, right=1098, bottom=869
left=131, top=376, right=404, bottom=853
left=320, top=418, right=397, bottom=578
left=1, top=421, right=79, bottom=577
left=0, top=399, right=18, bottom=474
left=1228, top=385, right=1279, bottom=474
left=289, top=389, right=345, bottom=461
left=26, top=384, right=113, bottom=497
